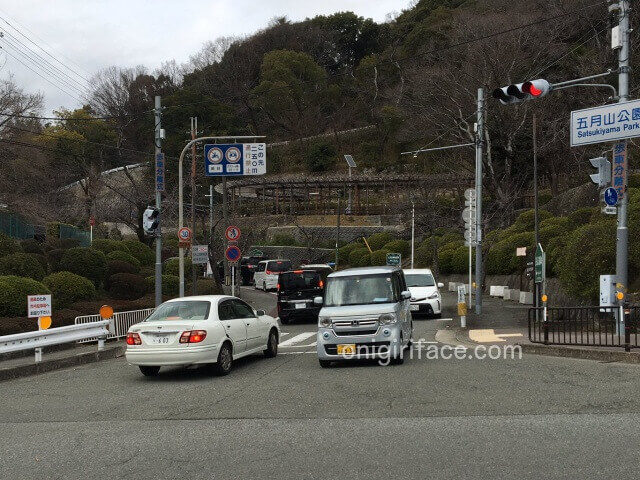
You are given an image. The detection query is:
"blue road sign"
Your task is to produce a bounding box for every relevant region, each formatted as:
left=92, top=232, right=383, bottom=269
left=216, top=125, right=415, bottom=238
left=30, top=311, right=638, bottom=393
left=225, top=245, right=242, bottom=263
left=204, top=143, right=267, bottom=176
left=604, top=187, right=618, bottom=206
left=155, top=153, right=165, bottom=192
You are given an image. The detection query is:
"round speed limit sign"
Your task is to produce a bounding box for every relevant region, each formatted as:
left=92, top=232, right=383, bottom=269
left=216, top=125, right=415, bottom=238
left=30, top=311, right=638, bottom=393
left=178, top=227, right=192, bottom=242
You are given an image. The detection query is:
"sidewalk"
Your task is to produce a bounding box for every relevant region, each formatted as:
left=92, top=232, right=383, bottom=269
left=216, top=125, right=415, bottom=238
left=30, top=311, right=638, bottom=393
left=0, top=341, right=125, bottom=382
left=459, top=293, right=640, bottom=364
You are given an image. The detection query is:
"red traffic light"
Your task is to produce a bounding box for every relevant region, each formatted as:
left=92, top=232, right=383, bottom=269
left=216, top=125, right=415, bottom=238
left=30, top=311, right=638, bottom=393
left=522, top=79, right=550, bottom=98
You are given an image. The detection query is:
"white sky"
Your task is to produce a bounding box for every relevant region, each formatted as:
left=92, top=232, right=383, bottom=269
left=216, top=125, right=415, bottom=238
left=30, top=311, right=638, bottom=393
left=0, top=0, right=409, bottom=115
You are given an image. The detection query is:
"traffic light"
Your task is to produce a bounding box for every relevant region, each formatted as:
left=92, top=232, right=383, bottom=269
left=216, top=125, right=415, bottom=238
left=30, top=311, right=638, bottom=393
left=589, top=156, right=611, bottom=188
left=492, top=79, right=551, bottom=105
left=143, top=207, right=160, bottom=235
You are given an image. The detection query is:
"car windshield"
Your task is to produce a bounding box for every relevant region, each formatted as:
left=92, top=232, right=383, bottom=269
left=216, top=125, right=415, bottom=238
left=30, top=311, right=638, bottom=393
left=145, top=301, right=211, bottom=321
left=280, top=271, right=322, bottom=291
left=405, top=274, right=435, bottom=287
left=324, top=274, right=394, bottom=306
left=268, top=261, right=291, bottom=272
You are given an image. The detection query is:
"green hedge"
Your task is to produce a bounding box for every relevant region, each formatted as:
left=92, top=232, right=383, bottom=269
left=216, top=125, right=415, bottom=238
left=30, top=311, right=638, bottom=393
left=366, top=232, right=393, bottom=251
left=43, top=271, right=96, bottom=309
left=0, top=233, right=22, bottom=258
left=370, top=249, right=390, bottom=266
left=194, top=279, right=218, bottom=295
left=106, top=250, right=141, bottom=270
left=357, top=253, right=371, bottom=267
left=107, top=273, right=147, bottom=300
left=121, top=240, right=154, bottom=266
left=0, top=253, right=46, bottom=281
left=92, top=239, right=130, bottom=254
left=164, top=257, right=193, bottom=277
left=414, top=245, right=432, bottom=268
left=338, top=242, right=361, bottom=264
left=46, top=249, right=65, bottom=272
left=145, top=274, right=180, bottom=297
left=568, top=207, right=596, bottom=230
left=511, top=209, right=552, bottom=233
left=0, top=275, right=50, bottom=317
left=348, top=247, right=369, bottom=266
left=20, top=239, right=44, bottom=255
left=108, top=260, right=139, bottom=279
left=58, top=247, right=108, bottom=287
left=382, top=239, right=410, bottom=258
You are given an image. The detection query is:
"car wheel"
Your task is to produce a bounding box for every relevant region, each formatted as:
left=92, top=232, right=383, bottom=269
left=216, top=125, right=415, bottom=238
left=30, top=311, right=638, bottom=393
left=139, top=366, right=160, bottom=376
left=433, top=313, right=442, bottom=319
left=264, top=329, right=278, bottom=357
left=280, top=316, right=290, bottom=325
left=262, top=282, right=267, bottom=292
left=407, top=321, right=414, bottom=347
left=214, top=342, right=233, bottom=376
left=319, top=360, right=332, bottom=368
left=391, top=336, right=405, bottom=365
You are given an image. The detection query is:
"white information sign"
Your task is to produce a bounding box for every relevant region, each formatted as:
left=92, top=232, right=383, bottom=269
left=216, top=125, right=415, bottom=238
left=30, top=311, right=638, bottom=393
left=191, top=245, right=209, bottom=265
left=571, top=99, right=640, bottom=146
left=28, top=294, right=52, bottom=318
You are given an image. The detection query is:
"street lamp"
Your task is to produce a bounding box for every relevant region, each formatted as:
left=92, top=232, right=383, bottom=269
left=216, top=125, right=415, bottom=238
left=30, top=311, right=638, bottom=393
left=344, top=155, right=356, bottom=214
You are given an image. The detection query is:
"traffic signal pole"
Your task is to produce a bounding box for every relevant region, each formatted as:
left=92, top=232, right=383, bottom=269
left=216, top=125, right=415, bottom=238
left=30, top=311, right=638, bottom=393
left=154, top=96, right=163, bottom=307
left=616, top=0, right=630, bottom=301
left=475, top=88, right=484, bottom=314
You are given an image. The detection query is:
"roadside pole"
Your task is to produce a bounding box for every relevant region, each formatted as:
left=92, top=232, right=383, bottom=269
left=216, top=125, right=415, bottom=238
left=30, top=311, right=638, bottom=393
left=475, top=88, right=484, bottom=314
left=154, top=96, right=163, bottom=307
left=533, top=114, right=539, bottom=309
left=191, top=117, right=197, bottom=295
left=616, top=0, right=630, bottom=305
left=222, top=177, right=229, bottom=285
left=335, top=194, right=341, bottom=268
left=411, top=200, right=415, bottom=269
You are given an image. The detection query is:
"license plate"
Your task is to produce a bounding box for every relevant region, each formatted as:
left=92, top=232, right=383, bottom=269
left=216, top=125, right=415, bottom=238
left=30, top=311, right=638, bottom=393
left=151, top=335, right=169, bottom=344
left=295, top=303, right=306, bottom=309
left=337, top=344, right=356, bottom=355
left=410, top=305, right=419, bottom=311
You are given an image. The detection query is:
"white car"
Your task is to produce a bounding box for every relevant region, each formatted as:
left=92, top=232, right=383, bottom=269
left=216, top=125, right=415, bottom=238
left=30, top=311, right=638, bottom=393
left=403, top=268, right=444, bottom=318
left=253, top=259, right=292, bottom=291
left=125, top=295, right=280, bottom=376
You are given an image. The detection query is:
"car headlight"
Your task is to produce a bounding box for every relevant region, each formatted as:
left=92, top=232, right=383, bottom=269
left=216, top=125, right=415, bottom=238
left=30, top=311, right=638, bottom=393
left=318, top=316, right=331, bottom=328
left=428, top=292, right=439, bottom=299
left=379, top=313, right=397, bottom=325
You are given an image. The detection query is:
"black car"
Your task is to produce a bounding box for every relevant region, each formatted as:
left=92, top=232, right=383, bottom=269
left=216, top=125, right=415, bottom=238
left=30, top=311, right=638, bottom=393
left=277, top=269, right=327, bottom=324
left=240, top=255, right=267, bottom=285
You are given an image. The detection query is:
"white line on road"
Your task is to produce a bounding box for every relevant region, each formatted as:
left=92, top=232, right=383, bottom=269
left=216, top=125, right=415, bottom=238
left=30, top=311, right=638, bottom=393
left=279, top=332, right=316, bottom=346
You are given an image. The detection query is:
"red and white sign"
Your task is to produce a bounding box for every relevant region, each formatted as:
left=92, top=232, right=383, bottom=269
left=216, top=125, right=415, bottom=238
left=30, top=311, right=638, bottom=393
left=89, top=217, right=95, bottom=227
left=28, top=295, right=52, bottom=318
left=225, top=225, right=241, bottom=242
left=178, top=227, right=192, bottom=242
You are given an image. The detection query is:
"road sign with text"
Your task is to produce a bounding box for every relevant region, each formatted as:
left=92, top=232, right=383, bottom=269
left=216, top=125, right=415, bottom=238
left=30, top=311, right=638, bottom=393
left=204, top=143, right=267, bottom=176
left=571, top=99, right=640, bottom=146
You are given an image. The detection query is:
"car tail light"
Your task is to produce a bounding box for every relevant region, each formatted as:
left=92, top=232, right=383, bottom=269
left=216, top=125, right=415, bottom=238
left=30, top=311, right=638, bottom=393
left=180, top=330, right=207, bottom=343
left=126, top=332, right=141, bottom=345
left=277, top=283, right=280, bottom=291
left=319, top=280, right=324, bottom=288
left=266, top=270, right=273, bottom=275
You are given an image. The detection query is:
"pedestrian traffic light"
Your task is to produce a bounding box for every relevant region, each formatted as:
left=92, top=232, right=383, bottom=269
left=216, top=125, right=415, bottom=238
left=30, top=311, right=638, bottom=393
left=492, top=79, right=551, bottom=105
left=143, top=207, right=160, bottom=235
left=589, top=156, right=611, bottom=188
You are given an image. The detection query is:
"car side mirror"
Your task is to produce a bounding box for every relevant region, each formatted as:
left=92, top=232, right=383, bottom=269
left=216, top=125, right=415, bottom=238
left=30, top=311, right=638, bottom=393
left=313, top=296, right=323, bottom=305
left=255, top=310, right=265, bottom=317
left=401, top=290, right=412, bottom=300
left=437, top=282, right=444, bottom=288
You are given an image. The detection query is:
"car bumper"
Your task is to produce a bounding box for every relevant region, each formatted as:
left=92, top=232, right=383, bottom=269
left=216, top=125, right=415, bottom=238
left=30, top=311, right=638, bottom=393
left=317, top=325, right=402, bottom=360
left=279, top=306, right=321, bottom=321
left=125, top=344, right=219, bottom=366
left=410, top=298, right=441, bottom=316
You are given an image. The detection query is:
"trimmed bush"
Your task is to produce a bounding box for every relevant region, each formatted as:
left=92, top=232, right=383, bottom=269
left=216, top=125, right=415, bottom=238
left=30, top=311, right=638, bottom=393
left=512, top=209, right=552, bottom=233
left=108, top=260, right=139, bottom=279
left=0, top=233, right=22, bottom=257
left=145, top=274, right=180, bottom=297
left=20, top=239, right=44, bottom=255
left=92, top=239, right=130, bottom=255
left=107, top=273, right=147, bottom=300
left=366, top=232, right=393, bottom=251
left=370, top=249, right=391, bottom=266
left=59, top=239, right=81, bottom=249
left=29, top=253, right=49, bottom=274
left=338, top=242, right=361, bottom=264
left=382, top=239, right=410, bottom=258
left=0, top=253, right=46, bottom=281
left=194, top=279, right=220, bottom=295
left=0, top=275, right=50, bottom=317
left=164, top=257, right=193, bottom=277
left=43, top=271, right=96, bottom=309
left=106, top=250, right=141, bottom=270
left=58, top=247, right=108, bottom=287
left=414, top=245, right=432, bottom=268
left=568, top=207, right=596, bottom=230
left=357, top=253, right=371, bottom=267
left=348, top=247, right=369, bottom=266
left=46, top=249, right=65, bottom=272
left=451, top=245, right=474, bottom=274
left=122, top=240, right=154, bottom=266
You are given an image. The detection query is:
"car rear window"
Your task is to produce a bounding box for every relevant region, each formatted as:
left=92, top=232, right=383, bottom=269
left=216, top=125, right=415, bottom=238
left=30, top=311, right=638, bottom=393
left=280, top=271, right=322, bottom=291
left=267, top=261, right=292, bottom=272
left=145, top=301, right=211, bottom=321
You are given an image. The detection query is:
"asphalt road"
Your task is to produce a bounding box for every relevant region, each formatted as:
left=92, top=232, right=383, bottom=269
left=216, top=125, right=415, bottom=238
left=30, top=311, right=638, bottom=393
left=2, top=289, right=640, bottom=479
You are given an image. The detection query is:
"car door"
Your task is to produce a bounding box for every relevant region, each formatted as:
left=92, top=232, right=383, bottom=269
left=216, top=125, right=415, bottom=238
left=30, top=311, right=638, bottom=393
left=231, top=299, right=263, bottom=351
left=217, top=299, right=247, bottom=354
left=254, top=261, right=266, bottom=286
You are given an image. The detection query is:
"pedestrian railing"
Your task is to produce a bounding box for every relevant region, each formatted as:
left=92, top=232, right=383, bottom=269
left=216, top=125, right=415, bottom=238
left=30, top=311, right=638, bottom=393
left=528, top=305, right=640, bottom=351
left=75, top=308, right=154, bottom=342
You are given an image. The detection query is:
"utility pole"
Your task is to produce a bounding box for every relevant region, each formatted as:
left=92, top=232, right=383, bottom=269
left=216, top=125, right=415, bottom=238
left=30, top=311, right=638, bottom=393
left=475, top=88, right=484, bottom=314
left=191, top=117, right=197, bottom=295
left=411, top=200, right=415, bottom=269
left=335, top=194, right=341, bottom=268
left=533, top=114, right=539, bottom=309
left=154, top=96, right=162, bottom=307
left=615, top=0, right=630, bottom=302
left=222, top=176, right=229, bottom=284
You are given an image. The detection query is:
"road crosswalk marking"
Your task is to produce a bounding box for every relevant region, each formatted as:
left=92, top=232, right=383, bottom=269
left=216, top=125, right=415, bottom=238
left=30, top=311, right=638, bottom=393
left=279, top=332, right=316, bottom=346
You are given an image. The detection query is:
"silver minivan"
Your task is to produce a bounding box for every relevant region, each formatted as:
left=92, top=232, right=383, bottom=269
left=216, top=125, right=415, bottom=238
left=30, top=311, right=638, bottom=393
left=316, top=266, right=413, bottom=367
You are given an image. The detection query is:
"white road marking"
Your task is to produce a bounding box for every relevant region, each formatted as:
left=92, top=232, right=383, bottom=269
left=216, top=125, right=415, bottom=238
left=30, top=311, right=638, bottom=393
left=279, top=332, right=316, bottom=346
left=436, top=318, right=453, bottom=321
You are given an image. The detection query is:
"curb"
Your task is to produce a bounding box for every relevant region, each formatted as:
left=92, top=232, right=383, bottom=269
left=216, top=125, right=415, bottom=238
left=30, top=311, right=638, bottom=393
left=0, top=345, right=126, bottom=382
left=517, top=343, right=640, bottom=364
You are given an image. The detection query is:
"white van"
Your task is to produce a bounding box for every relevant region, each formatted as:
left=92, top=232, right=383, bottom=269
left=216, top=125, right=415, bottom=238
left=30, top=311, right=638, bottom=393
left=253, top=259, right=292, bottom=291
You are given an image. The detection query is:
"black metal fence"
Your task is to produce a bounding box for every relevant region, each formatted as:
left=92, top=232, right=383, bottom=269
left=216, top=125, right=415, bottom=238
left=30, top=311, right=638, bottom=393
left=529, top=306, right=640, bottom=351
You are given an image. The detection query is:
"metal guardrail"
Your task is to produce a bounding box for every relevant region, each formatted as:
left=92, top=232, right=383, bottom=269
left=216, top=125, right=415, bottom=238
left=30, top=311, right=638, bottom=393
left=75, top=308, right=154, bottom=342
left=0, top=320, right=111, bottom=363
left=529, top=305, right=640, bottom=351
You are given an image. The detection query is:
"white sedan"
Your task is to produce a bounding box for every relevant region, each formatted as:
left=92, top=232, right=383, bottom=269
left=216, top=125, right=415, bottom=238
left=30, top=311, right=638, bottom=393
left=125, top=295, right=280, bottom=376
